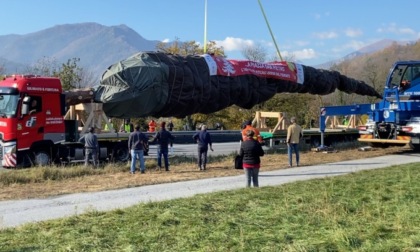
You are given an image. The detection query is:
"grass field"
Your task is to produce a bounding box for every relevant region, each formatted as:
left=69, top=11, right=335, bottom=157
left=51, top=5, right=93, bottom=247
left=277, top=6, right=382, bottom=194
left=0, top=162, right=419, bottom=251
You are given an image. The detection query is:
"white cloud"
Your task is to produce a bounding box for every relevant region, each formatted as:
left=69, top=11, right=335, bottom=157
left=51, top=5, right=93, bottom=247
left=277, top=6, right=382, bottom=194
left=213, top=37, right=255, bottom=51
left=313, top=31, right=338, bottom=39
left=294, top=40, right=310, bottom=47
left=399, top=27, right=416, bottom=35
left=212, top=38, right=314, bottom=62
left=344, top=28, right=363, bottom=38
left=377, top=23, right=416, bottom=35
left=284, top=48, right=317, bottom=60
left=162, top=38, right=170, bottom=43
left=294, top=48, right=317, bottom=60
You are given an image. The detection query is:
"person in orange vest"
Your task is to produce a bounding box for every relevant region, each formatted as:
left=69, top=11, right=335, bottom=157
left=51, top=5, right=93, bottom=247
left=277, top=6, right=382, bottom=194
left=241, top=120, right=263, bottom=143
left=148, top=119, right=157, bottom=132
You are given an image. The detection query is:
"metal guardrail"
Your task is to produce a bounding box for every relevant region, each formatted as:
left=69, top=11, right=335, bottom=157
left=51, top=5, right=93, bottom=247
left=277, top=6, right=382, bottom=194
left=145, top=130, right=242, bottom=144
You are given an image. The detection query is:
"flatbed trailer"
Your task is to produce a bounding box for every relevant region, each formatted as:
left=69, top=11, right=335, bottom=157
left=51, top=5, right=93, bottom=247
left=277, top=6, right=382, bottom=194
left=94, top=130, right=242, bottom=145
left=248, top=110, right=363, bottom=148
left=261, top=128, right=360, bottom=148
left=147, top=130, right=242, bottom=144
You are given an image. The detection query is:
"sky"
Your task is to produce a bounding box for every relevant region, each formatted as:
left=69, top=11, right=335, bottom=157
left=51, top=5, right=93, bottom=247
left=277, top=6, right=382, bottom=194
left=1, top=0, right=420, bottom=66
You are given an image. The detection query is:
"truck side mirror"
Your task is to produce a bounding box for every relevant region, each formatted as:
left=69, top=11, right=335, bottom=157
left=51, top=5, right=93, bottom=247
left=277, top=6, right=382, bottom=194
left=60, top=94, right=66, bottom=116
left=21, top=96, right=30, bottom=115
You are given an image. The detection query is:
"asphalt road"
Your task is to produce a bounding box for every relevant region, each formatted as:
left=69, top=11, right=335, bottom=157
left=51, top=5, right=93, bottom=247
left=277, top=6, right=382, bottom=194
left=1, top=152, right=420, bottom=229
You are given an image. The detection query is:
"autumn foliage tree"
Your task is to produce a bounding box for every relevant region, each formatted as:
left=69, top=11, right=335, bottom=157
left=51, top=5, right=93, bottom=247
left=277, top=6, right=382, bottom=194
left=26, top=57, right=95, bottom=91
left=156, top=38, right=225, bottom=57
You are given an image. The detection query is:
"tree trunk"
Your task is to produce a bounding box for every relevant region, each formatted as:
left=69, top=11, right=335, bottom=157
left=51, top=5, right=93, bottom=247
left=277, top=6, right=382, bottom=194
left=64, top=88, right=95, bottom=106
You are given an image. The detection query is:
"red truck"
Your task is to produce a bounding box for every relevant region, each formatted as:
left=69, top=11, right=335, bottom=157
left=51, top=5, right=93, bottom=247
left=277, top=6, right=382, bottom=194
left=0, top=75, right=131, bottom=168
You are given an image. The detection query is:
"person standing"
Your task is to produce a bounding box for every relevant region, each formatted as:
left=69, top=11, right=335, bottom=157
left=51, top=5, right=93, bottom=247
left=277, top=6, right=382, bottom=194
left=104, top=118, right=114, bottom=132
left=120, top=119, right=133, bottom=133
left=241, top=120, right=263, bottom=143
left=286, top=117, right=303, bottom=167
left=79, top=127, right=99, bottom=168
left=192, top=124, right=214, bottom=171
left=148, top=119, right=157, bottom=132
left=239, top=129, right=264, bottom=187
left=29, top=98, right=39, bottom=115
left=128, top=124, right=148, bottom=174
left=168, top=120, right=174, bottom=131
left=150, top=122, right=174, bottom=171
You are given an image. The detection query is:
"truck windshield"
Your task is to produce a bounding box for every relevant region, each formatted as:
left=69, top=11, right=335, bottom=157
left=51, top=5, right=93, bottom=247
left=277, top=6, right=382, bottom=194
left=389, top=65, right=406, bottom=88
left=0, top=94, right=19, bottom=118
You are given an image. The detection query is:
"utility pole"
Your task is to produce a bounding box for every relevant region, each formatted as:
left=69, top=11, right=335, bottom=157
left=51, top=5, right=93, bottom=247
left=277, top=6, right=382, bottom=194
left=203, top=0, right=208, bottom=54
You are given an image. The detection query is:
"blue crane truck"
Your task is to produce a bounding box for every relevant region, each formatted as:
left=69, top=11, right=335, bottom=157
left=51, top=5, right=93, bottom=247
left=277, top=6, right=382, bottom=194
left=319, top=60, right=420, bottom=150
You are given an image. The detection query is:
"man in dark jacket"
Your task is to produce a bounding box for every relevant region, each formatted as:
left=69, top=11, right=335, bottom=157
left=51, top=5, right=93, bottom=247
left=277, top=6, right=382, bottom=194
left=192, top=124, right=214, bottom=170
left=150, top=122, right=174, bottom=171
left=239, top=129, right=264, bottom=187
left=128, top=124, right=148, bottom=174
left=168, top=120, right=174, bottom=131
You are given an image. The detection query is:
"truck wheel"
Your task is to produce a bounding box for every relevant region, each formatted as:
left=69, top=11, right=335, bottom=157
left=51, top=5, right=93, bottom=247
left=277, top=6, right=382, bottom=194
left=112, top=144, right=129, bottom=162
left=33, top=151, right=51, bottom=166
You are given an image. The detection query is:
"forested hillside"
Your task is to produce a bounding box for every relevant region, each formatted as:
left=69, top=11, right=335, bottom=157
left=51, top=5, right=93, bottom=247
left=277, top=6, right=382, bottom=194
left=328, top=41, right=420, bottom=105
left=246, top=40, right=420, bottom=129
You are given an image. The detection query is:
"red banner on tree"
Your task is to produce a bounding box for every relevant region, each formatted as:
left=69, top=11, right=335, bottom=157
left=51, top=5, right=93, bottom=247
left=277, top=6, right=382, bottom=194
left=201, top=54, right=304, bottom=84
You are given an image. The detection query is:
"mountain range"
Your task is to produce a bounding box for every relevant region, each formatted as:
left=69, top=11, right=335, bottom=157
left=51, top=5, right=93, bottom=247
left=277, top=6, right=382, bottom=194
left=0, top=22, right=159, bottom=80
left=0, top=22, right=407, bottom=80
left=316, top=39, right=413, bottom=69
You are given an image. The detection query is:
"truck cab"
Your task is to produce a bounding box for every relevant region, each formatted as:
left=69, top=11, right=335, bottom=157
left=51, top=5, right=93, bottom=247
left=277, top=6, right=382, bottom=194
left=0, top=75, right=66, bottom=167
left=389, top=62, right=420, bottom=97
left=359, top=61, right=420, bottom=149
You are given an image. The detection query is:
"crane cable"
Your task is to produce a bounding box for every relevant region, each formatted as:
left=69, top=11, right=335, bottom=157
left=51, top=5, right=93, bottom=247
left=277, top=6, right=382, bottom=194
left=204, top=0, right=282, bottom=59
left=257, top=0, right=283, bottom=61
